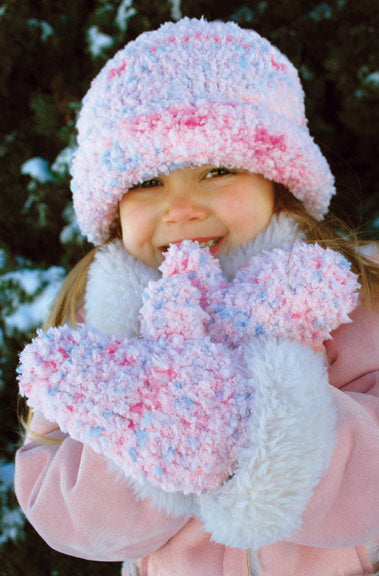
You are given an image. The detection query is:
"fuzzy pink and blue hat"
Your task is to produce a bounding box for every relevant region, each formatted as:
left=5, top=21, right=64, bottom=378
left=71, top=17, right=336, bottom=244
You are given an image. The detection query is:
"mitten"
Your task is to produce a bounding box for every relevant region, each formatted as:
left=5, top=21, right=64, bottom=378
left=18, top=244, right=251, bottom=496
left=173, top=240, right=359, bottom=350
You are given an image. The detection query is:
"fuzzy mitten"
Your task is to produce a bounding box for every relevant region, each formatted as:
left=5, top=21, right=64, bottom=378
left=166, top=240, right=359, bottom=350
left=18, top=245, right=251, bottom=496
left=18, top=240, right=359, bottom=500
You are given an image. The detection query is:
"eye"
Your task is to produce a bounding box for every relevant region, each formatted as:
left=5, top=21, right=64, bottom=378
left=204, top=167, right=235, bottom=179
left=130, top=178, right=162, bottom=190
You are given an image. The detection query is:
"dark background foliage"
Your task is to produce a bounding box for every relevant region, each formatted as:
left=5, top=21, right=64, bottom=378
left=0, top=0, right=377, bottom=573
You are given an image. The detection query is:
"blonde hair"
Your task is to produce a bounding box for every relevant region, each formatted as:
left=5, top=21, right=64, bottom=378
left=20, top=187, right=378, bottom=440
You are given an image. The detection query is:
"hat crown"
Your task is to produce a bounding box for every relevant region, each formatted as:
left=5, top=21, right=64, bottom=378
left=79, top=18, right=305, bottom=139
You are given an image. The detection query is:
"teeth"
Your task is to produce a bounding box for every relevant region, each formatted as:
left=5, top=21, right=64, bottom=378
left=198, top=239, right=219, bottom=249
left=161, top=238, right=219, bottom=252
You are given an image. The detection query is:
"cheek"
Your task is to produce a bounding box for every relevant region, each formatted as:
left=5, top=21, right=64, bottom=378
left=219, top=190, right=249, bottom=217
left=221, top=186, right=275, bottom=239
left=119, top=201, right=146, bottom=248
left=119, top=198, right=160, bottom=267
left=222, top=193, right=271, bottom=224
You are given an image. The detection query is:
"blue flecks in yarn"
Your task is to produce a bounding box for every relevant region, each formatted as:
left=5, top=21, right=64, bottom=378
left=257, top=289, right=266, bottom=301
left=314, top=270, right=323, bottom=282
left=101, top=149, right=113, bottom=171
left=129, top=447, right=138, bottom=462
left=234, top=393, right=249, bottom=403
left=109, top=177, right=123, bottom=189
left=175, top=395, right=194, bottom=410
left=234, top=312, right=249, bottom=327
left=339, top=256, right=350, bottom=268
left=141, top=412, right=154, bottom=426
left=255, top=324, right=265, bottom=336
left=102, top=410, right=113, bottom=418
left=48, top=387, right=59, bottom=395
left=136, top=430, right=147, bottom=448
left=219, top=308, right=233, bottom=321
left=89, top=426, right=105, bottom=437
left=127, top=154, right=143, bottom=167
left=164, top=446, right=176, bottom=461
left=155, top=466, right=163, bottom=478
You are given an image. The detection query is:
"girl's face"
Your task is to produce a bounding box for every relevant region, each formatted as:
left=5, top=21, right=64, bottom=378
left=119, top=165, right=275, bottom=268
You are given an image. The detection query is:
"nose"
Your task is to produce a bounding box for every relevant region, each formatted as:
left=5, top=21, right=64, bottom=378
left=162, top=188, right=208, bottom=224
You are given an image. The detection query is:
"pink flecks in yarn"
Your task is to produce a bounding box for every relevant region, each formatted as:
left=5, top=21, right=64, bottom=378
left=271, top=56, right=286, bottom=71
left=108, top=59, right=127, bottom=79
left=182, top=113, right=209, bottom=128
left=253, top=127, right=287, bottom=154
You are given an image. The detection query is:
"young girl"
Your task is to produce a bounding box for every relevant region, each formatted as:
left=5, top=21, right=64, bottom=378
left=15, top=17, right=379, bottom=576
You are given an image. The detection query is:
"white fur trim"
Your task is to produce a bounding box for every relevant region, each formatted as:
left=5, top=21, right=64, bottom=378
left=220, top=213, right=303, bottom=280
left=85, top=241, right=159, bottom=337
left=198, top=337, right=337, bottom=549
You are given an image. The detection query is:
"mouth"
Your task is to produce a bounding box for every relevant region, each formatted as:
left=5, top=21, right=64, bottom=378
left=159, top=237, right=223, bottom=254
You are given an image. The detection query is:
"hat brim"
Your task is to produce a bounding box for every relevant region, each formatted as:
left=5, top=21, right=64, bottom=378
left=72, top=102, right=335, bottom=244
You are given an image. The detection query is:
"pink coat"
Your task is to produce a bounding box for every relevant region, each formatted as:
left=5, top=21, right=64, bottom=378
left=14, top=299, right=379, bottom=576
left=14, top=223, right=379, bottom=576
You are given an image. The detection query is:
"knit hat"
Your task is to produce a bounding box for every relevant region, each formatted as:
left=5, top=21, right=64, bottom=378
left=71, top=17, right=335, bottom=244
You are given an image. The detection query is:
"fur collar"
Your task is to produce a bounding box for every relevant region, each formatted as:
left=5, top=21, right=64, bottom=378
left=85, top=213, right=302, bottom=336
